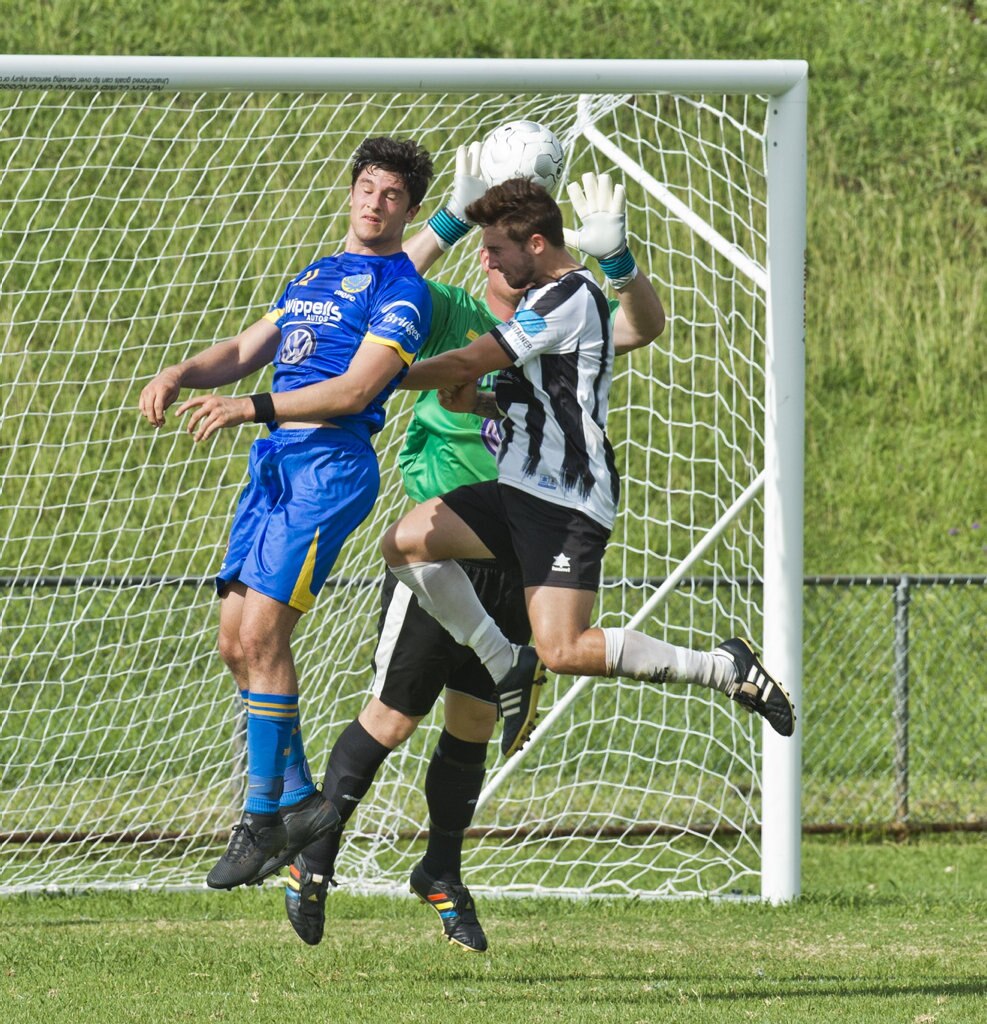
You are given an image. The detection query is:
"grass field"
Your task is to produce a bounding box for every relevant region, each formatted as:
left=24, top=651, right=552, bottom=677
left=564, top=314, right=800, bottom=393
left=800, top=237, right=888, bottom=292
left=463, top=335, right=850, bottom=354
left=1, top=836, right=984, bottom=1024
left=1, top=5, right=984, bottom=1021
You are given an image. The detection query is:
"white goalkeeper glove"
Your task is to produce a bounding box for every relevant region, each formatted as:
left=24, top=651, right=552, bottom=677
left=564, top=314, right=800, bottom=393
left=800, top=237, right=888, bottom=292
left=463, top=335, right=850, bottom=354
left=427, top=142, right=486, bottom=251
left=563, top=172, right=638, bottom=289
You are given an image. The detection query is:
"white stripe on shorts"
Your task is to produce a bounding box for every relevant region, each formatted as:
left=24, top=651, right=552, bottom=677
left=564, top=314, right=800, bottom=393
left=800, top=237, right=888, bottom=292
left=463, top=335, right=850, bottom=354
left=370, top=579, right=415, bottom=699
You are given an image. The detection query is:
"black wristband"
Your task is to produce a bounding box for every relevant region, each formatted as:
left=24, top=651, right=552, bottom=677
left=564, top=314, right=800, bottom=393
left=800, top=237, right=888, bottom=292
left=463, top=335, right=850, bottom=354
left=249, top=392, right=276, bottom=423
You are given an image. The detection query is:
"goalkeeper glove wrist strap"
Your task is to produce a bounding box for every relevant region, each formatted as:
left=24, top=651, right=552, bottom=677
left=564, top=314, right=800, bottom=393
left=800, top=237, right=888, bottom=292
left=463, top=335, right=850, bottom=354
left=427, top=207, right=473, bottom=251
left=599, top=247, right=638, bottom=289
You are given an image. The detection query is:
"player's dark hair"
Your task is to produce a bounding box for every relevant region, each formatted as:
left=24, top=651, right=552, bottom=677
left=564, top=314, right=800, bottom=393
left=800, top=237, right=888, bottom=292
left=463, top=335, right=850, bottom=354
left=465, top=177, right=565, bottom=248
left=351, top=137, right=434, bottom=208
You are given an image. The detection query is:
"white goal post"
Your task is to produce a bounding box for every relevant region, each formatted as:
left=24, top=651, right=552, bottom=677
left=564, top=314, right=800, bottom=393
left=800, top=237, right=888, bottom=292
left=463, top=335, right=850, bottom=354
left=0, top=56, right=806, bottom=902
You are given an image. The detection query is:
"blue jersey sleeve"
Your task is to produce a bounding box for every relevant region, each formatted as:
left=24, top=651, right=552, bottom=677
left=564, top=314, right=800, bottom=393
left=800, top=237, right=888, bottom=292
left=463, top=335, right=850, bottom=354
left=364, top=275, right=431, bottom=366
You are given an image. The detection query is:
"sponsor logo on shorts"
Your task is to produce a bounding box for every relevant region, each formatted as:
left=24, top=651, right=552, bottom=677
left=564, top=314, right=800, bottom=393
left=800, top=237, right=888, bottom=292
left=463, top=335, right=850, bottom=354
left=551, top=553, right=571, bottom=573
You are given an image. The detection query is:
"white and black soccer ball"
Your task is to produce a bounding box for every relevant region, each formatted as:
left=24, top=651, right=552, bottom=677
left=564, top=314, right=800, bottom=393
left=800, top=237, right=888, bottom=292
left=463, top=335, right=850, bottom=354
left=478, top=120, right=565, bottom=193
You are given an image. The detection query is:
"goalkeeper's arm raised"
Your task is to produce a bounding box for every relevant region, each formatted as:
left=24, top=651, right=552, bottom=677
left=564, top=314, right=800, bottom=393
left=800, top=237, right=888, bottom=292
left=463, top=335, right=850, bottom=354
left=564, top=172, right=666, bottom=353
left=404, top=142, right=486, bottom=273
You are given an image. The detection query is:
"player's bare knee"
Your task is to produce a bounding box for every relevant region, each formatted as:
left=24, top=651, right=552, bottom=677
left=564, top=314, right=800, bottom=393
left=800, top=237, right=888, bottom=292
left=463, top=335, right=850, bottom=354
left=216, top=626, right=244, bottom=675
left=379, top=520, right=405, bottom=564
left=380, top=515, right=428, bottom=564
left=444, top=696, right=497, bottom=743
left=237, top=623, right=289, bottom=675
left=535, top=641, right=574, bottom=676
left=359, top=699, right=419, bottom=747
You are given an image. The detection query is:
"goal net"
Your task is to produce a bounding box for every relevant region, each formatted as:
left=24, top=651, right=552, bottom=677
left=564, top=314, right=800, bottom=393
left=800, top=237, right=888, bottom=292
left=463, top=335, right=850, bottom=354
left=0, top=57, right=806, bottom=899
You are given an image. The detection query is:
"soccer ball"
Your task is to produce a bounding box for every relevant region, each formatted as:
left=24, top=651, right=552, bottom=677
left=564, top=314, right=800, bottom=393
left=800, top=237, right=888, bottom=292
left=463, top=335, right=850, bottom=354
left=478, top=120, right=565, bottom=193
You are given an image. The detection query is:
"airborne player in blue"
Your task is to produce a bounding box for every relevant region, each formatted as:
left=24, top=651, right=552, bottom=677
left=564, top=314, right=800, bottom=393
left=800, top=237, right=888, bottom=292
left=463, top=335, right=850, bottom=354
left=138, top=137, right=435, bottom=890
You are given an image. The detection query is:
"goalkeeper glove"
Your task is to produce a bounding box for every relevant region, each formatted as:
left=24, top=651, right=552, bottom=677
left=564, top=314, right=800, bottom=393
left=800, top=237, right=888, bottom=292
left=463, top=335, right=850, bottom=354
left=563, top=172, right=638, bottom=289
left=427, top=142, right=486, bottom=251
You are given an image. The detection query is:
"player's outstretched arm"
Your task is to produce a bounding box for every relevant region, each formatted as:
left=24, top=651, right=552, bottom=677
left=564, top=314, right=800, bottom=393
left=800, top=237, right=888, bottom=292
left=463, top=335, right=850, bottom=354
left=175, top=340, right=407, bottom=443
left=138, top=318, right=280, bottom=428
left=404, top=143, right=486, bottom=273
left=564, top=172, right=665, bottom=354
left=402, top=332, right=511, bottom=392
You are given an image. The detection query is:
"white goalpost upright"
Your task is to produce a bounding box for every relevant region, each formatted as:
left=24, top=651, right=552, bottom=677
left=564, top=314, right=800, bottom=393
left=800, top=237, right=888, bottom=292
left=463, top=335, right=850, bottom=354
left=0, top=56, right=806, bottom=901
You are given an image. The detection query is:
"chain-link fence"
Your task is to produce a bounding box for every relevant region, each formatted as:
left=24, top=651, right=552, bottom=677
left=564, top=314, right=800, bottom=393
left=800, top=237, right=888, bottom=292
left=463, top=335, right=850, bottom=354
left=803, top=575, right=986, bottom=829
left=2, top=574, right=983, bottom=838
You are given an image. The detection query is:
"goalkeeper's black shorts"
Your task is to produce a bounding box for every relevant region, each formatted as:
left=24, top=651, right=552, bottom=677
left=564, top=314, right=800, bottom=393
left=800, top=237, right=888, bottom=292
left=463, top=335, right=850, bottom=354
left=370, top=560, right=530, bottom=717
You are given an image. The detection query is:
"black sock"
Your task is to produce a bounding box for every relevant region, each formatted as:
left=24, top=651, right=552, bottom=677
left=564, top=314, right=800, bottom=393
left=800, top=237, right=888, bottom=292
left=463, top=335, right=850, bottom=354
left=421, top=730, right=487, bottom=882
left=302, top=718, right=392, bottom=878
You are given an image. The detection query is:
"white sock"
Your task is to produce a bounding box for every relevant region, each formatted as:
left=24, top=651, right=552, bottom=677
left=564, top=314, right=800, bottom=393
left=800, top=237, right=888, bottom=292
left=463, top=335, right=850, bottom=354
left=601, top=627, right=739, bottom=695
left=389, top=561, right=516, bottom=682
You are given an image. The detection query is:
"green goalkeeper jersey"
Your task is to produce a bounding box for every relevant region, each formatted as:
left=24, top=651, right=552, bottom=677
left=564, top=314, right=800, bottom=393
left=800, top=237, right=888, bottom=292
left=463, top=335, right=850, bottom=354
left=399, top=280, right=501, bottom=503
left=399, top=280, right=620, bottom=503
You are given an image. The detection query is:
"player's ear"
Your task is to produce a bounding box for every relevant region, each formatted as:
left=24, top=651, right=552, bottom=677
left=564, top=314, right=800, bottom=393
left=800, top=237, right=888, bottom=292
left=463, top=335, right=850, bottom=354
left=526, top=232, right=547, bottom=255
left=405, top=203, right=421, bottom=223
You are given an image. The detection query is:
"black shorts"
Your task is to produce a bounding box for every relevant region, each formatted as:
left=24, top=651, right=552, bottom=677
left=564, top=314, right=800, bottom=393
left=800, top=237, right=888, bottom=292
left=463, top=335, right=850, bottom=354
left=371, top=560, right=530, bottom=717
left=442, top=480, right=610, bottom=591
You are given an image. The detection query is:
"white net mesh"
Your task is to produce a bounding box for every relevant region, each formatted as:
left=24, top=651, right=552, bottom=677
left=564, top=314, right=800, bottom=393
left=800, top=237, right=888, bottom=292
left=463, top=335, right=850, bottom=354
left=0, top=83, right=772, bottom=896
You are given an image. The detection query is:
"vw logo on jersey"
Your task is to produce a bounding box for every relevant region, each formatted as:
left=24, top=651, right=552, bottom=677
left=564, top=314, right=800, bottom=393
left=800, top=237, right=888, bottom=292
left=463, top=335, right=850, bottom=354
left=279, top=326, right=317, bottom=365
left=341, top=274, right=373, bottom=294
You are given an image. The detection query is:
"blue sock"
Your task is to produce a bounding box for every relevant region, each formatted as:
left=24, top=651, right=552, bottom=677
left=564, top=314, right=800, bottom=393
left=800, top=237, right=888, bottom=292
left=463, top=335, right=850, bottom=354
left=244, top=692, right=297, bottom=815
left=280, top=708, right=316, bottom=808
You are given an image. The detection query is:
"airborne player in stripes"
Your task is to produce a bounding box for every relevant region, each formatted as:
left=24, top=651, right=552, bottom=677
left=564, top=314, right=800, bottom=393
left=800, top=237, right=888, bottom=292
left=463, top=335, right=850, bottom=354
left=381, top=177, right=796, bottom=767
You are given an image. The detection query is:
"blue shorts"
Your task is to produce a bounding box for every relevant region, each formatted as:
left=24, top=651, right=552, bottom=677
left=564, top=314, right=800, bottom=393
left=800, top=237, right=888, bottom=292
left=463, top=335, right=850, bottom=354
left=217, top=427, right=379, bottom=613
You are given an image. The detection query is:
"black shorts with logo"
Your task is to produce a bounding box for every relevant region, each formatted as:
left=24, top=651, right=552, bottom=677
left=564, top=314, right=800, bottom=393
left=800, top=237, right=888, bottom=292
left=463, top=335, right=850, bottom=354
left=442, top=479, right=611, bottom=592
left=371, top=559, right=530, bottom=717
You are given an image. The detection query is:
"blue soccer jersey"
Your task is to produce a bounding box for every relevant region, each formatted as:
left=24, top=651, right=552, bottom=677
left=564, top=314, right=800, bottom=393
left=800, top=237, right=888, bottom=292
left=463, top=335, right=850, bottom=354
left=264, top=250, right=431, bottom=437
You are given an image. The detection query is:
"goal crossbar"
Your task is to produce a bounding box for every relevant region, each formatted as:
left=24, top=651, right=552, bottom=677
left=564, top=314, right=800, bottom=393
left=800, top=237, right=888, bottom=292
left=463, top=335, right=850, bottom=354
left=0, top=54, right=808, bottom=96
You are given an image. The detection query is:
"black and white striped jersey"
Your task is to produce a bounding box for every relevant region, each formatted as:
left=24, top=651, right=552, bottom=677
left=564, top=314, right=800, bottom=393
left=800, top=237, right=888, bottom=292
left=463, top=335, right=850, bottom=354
left=490, top=268, right=620, bottom=529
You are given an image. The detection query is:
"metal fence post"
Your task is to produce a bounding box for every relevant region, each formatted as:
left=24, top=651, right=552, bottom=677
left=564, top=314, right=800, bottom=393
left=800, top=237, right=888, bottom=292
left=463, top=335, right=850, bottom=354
left=893, top=576, right=911, bottom=824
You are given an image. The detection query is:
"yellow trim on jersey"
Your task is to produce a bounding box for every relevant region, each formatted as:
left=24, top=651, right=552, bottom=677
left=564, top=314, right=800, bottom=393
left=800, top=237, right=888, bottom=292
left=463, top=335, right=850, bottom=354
left=365, top=333, right=415, bottom=366
left=288, top=528, right=320, bottom=613
left=263, top=308, right=283, bottom=324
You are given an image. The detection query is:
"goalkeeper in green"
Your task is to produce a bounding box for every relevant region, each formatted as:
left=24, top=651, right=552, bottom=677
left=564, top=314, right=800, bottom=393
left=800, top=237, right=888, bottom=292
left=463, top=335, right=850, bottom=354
left=274, top=149, right=666, bottom=951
